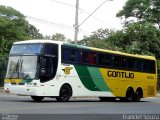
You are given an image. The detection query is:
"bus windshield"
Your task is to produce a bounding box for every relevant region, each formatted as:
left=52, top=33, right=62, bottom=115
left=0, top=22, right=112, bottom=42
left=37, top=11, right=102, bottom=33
left=6, top=42, right=58, bottom=81
left=10, top=44, right=42, bottom=54
left=6, top=56, right=39, bottom=79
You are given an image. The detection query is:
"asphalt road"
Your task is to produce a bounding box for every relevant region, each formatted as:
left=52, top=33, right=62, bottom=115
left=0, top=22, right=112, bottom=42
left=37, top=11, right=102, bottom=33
left=0, top=93, right=160, bottom=120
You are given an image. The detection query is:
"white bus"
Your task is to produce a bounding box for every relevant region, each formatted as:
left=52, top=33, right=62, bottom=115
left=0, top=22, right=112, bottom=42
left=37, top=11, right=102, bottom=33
left=4, top=40, right=157, bottom=102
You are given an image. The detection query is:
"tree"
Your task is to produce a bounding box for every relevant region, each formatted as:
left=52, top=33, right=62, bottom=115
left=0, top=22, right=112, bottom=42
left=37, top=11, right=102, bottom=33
left=0, top=5, right=43, bottom=55
left=78, top=28, right=113, bottom=49
left=0, top=5, right=43, bottom=86
left=116, top=0, right=160, bottom=28
left=28, top=25, right=43, bottom=39
left=44, top=35, right=51, bottom=40
left=0, top=6, right=29, bottom=56
left=51, top=33, right=72, bottom=42
left=106, top=22, right=160, bottom=58
left=104, top=30, right=126, bottom=51
left=78, top=36, right=111, bottom=49
left=89, top=28, right=113, bottom=40
left=51, top=33, right=66, bottom=41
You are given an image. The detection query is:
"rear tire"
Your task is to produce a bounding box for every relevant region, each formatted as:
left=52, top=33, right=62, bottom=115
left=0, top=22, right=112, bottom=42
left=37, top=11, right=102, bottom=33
left=126, top=87, right=134, bottom=102
left=56, top=85, right=72, bottom=102
left=134, top=89, right=143, bottom=102
left=31, top=96, right=44, bottom=102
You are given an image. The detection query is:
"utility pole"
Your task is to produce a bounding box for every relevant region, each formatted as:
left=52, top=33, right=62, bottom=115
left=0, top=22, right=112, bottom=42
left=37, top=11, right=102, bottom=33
left=74, top=0, right=79, bottom=44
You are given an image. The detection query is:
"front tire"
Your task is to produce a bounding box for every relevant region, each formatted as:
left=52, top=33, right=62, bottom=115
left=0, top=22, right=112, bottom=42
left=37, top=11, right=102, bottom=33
left=56, top=85, right=72, bottom=102
left=31, top=96, right=44, bottom=102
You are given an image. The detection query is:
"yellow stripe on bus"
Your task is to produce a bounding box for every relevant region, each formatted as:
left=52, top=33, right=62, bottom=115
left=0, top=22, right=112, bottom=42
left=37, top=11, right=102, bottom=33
left=5, top=79, right=22, bottom=83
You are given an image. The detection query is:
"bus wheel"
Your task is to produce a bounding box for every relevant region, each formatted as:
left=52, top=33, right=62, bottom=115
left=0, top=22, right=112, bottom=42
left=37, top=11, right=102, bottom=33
left=126, top=87, right=134, bottom=102
left=31, top=96, right=44, bottom=102
left=134, top=89, right=143, bottom=102
left=56, top=85, right=72, bottom=102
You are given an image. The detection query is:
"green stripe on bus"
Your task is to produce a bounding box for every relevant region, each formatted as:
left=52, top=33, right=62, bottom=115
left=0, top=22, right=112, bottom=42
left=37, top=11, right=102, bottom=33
left=74, top=65, right=100, bottom=91
left=22, top=79, right=33, bottom=83
left=87, top=67, right=110, bottom=91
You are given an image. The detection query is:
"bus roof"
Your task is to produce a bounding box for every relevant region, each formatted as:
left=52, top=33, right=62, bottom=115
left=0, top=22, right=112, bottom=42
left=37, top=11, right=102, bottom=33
left=13, top=40, right=156, bottom=60
left=13, top=39, right=63, bottom=45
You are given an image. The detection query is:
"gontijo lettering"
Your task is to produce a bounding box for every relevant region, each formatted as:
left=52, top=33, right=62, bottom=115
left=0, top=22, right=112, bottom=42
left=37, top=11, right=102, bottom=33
left=107, top=70, right=134, bottom=79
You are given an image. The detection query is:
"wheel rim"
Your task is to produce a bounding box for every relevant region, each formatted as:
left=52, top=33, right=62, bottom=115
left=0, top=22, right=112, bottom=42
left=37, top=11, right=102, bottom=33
left=134, top=90, right=142, bottom=102
left=127, top=95, right=133, bottom=101
left=61, top=88, right=69, bottom=99
left=58, top=86, right=71, bottom=101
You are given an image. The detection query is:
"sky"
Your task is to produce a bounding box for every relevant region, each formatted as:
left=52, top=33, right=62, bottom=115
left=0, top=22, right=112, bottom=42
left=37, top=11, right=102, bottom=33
left=0, top=0, right=127, bottom=40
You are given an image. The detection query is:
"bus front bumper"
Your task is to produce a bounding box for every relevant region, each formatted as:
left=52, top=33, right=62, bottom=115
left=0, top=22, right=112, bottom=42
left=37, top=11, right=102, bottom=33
left=4, top=85, right=42, bottom=96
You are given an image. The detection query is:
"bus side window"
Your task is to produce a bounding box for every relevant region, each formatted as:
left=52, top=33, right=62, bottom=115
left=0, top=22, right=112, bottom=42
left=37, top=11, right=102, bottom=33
left=142, top=61, right=147, bottom=72
left=70, top=49, right=79, bottom=63
left=137, top=60, right=143, bottom=71
left=148, top=61, right=156, bottom=73
left=81, top=51, right=89, bottom=64
left=105, top=54, right=112, bottom=67
left=98, top=53, right=105, bottom=66
left=112, top=56, right=120, bottom=67
left=62, top=47, right=70, bottom=63
left=127, top=58, right=135, bottom=70
left=89, top=52, right=97, bottom=65
left=121, top=57, right=127, bottom=68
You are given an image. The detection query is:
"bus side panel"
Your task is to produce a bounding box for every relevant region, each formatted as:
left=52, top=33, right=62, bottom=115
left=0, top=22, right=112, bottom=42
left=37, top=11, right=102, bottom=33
left=99, top=68, right=157, bottom=98
left=64, top=65, right=115, bottom=97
